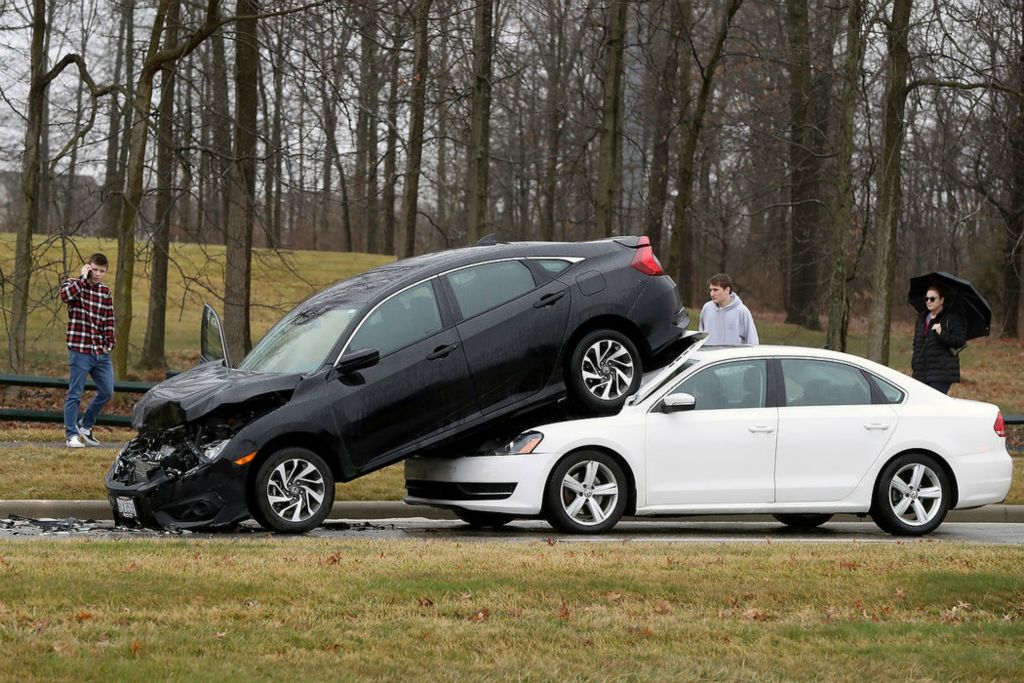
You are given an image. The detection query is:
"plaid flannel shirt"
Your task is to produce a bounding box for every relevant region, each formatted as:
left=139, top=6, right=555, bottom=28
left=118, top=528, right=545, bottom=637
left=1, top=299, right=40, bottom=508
left=60, top=276, right=116, bottom=355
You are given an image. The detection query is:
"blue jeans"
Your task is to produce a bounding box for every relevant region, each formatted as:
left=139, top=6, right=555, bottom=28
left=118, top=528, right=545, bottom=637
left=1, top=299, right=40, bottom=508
left=64, top=351, right=114, bottom=439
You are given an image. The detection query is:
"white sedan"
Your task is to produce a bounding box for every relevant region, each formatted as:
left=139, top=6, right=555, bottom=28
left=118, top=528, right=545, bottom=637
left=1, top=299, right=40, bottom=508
left=405, top=342, right=1012, bottom=536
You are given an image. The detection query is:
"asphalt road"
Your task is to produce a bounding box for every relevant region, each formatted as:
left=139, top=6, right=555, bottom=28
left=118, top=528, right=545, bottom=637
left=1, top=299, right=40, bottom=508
left=3, top=516, right=1024, bottom=544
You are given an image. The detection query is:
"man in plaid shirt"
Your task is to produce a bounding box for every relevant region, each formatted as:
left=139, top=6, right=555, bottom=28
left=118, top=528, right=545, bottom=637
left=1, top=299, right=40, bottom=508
left=60, top=253, right=115, bottom=448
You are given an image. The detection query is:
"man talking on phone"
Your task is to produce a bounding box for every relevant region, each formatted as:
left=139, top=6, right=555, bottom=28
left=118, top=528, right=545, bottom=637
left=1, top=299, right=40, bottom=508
left=59, top=253, right=115, bottom=448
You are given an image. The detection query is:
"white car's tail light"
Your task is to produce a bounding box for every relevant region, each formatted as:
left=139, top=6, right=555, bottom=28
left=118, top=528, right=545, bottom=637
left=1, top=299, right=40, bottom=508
left=994, top=412, right=1006, bottom=438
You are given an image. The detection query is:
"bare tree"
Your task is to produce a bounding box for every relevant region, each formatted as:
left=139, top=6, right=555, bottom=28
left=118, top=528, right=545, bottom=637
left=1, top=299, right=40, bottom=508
left=465, top=0, right=495, bottom=243
left=402, top=0, right=435, bottom=257
left=594, top=0, right=628, bottom=237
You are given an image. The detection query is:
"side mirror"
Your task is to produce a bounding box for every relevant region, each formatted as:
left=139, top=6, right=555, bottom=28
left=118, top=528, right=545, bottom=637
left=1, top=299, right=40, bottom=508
left=335, top=347, right=380, bottom=375
left=200, top=304, right=231, bottom=368
left=661, top=392, right=696, bottom=413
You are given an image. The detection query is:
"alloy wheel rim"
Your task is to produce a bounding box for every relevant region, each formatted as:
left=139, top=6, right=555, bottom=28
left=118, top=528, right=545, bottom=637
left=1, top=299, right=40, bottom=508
left=266, top=458, right=327, bottom=523
left=559, top=460, right=619, bottom=526
left=887, top=463, right=943, bottom=526
left=581, top=339, right=634, bottom=401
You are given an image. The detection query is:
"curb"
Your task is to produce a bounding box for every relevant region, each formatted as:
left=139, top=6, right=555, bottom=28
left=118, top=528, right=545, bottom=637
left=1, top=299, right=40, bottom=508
left=1, top=500, right=1021, bottom=523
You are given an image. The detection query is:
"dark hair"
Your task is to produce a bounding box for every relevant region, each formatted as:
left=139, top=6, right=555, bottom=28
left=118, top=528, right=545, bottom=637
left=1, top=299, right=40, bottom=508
left=88, top=253, right=109, bottom=267
left=709, top=273, right=733, bottom=291
left=927, top=282, right=945, bottom=299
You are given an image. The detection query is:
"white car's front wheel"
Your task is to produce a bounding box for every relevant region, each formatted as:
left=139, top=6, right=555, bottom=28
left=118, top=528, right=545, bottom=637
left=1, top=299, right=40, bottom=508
left=871, top=453, right=950, bottom=536
left=544, top=451, right=628, bottom=533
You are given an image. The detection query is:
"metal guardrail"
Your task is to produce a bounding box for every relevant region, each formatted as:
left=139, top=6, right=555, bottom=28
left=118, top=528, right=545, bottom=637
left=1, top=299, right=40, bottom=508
left=0, top=372, right=1022, bottom=428
left=0, top=374, right=156, bottom=427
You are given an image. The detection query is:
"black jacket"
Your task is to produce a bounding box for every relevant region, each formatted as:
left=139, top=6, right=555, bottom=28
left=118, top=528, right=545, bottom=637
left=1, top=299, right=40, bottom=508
left=911, top=309, right=966, bottom=384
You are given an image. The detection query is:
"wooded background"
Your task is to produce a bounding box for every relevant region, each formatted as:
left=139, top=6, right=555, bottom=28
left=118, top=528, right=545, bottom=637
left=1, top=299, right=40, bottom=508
left=1, top=0, right=1022, bottom=377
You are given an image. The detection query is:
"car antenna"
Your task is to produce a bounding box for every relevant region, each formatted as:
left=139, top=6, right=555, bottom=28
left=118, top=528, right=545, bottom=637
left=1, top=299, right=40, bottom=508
left=476, top=233, right=498, bottom=246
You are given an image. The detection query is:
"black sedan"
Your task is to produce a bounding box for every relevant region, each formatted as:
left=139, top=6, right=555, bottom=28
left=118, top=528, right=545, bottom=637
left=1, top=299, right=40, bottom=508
left=106, top=236, right=687, bottom=533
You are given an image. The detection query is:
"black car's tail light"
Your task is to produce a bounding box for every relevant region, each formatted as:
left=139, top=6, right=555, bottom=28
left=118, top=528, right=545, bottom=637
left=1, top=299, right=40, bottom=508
left=630, top=236, right=664, bottom=276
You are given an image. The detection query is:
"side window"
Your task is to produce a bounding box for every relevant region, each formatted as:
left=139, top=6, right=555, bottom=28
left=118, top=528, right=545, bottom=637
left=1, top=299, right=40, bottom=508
left=447, top=260, right=537, bottom=319
left=535, top=259, right=573, bottom=276
left=349, top=281, right=442, bottom=357
left=870, top=374, right=905, bottom=404
left=669, top=360, right=766, bottom=411
left=781, top=359, right=872, bottom=407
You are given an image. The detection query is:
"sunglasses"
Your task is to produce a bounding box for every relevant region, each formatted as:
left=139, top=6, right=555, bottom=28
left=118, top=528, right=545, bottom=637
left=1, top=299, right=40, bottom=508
left=925, top=296, right=939, bottom=302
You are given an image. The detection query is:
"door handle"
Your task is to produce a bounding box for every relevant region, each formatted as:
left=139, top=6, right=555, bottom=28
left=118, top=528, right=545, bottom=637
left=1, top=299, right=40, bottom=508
left=864, top=422, right=891, bottom=430
left=427, top=343, right=459, bottom=360
left=747, top=425, right=775, bottom=433
left=533, top=291, right=566, bottom=308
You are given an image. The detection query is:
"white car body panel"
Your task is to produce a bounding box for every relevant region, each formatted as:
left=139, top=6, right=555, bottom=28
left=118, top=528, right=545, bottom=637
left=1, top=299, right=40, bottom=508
left=404, top=346, right=1012, bottom=527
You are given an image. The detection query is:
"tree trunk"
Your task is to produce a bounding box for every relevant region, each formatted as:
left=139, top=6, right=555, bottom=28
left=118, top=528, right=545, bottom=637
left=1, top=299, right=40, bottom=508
left=669, top=0, right=744, bottom=307
left=866, top=0, right=913, bottom=365
left=141, top=0, right=181, bottom=370
left=382, top=27, right=401, bottom=256
left=113, top=0, right=222, bottom=377
left=402, top=0, right=434, bottom=257
left=595, top=0, right=628, bottom=238
left=465, top=0, right=495, bottom=244
left=643, top=1, right=680, bottom=256
left=784, top=0, right=825, bottom=329
left=100, top=3, right=130, bottom=236
left=224, top=0, right=258, bottom=361
left=826, top=0, right=865, bottom=351
left=209, top=29, right=232, bottom=245
left=1002, top=6, right=1024, bottom=338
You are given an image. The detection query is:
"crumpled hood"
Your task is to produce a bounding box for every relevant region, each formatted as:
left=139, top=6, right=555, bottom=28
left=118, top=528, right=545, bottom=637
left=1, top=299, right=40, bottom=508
left=131, top=361, right=302, bottom=429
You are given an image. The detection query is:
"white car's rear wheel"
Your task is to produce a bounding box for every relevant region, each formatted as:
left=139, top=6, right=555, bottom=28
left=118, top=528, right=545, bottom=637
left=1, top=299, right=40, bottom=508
left=544, top=451, right=627, bottom=533
left=871, top=453, right=950, bottom=536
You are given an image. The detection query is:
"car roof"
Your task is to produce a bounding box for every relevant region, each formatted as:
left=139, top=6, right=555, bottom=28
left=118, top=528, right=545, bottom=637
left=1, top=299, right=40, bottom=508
left=315, top=237, right=639, bottom=303
left=685, top=344, right=913, bottom=385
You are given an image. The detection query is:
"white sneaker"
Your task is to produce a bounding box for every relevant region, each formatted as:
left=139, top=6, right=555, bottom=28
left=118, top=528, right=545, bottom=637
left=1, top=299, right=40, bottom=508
left=66, top=435, right=85, bottom=448
left=77, top=425, right=100, bottom=447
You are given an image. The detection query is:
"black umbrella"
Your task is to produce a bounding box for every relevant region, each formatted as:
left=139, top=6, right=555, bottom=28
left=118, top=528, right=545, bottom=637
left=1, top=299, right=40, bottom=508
left=907, top=271, right=992, bottom=340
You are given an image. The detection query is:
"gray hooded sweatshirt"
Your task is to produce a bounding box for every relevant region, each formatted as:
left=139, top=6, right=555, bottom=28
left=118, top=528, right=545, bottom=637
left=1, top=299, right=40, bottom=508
left=698, top=292, right=759, bottom=345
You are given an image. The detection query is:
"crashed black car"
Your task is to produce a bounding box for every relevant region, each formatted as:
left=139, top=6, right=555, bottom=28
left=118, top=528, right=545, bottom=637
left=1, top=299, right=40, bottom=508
left=106, top=236, right=687, bottom=533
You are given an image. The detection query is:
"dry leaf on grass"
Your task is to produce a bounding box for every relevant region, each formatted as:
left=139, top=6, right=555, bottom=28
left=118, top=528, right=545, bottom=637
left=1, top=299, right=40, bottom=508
left=627, top=624, right=653, bottom=637
left=469, top=608, right=490, bottom=623
left=557, top=601, right=571, bottom=620
left=654, top=600, right=671, bottom=615
left=416, top=597, right=434, bottom=607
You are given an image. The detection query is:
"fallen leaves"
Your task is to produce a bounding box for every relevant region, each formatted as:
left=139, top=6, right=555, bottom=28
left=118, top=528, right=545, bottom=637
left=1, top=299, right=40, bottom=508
left=469, top=608, right=490, bottom=623
left=940, top=601, right=973, bottom=624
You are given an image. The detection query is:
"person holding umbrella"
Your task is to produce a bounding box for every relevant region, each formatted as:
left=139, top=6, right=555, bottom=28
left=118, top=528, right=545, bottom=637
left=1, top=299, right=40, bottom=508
left=910, top=283, right=967, bottom=394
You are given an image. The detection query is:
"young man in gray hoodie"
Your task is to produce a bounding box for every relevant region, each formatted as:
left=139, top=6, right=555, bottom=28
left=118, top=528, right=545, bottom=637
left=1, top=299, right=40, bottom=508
left=698, top=273, right=759, bottom=345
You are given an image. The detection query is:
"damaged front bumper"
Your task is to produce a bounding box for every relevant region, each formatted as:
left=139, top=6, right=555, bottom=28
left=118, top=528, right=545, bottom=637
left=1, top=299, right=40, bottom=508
left=105, top=427, right=252, bottom=530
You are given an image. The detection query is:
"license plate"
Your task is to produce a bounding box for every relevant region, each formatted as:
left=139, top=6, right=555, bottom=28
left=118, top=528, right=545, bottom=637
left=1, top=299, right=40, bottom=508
left=116, top=496, right=137, bottom=519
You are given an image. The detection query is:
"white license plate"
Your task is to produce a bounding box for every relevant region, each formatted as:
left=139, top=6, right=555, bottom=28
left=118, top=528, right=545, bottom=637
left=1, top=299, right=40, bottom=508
left=116, top=496, right=137, bottom=519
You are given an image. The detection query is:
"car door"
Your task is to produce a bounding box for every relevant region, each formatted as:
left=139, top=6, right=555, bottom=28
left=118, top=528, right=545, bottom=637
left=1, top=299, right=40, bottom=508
left=443, top=259, right=570, bottom=415
left=327, top=279, right=479, bottom=470
left=644, top=359, right=776, bottom=506
left=774, top=358, right=898, bottom=502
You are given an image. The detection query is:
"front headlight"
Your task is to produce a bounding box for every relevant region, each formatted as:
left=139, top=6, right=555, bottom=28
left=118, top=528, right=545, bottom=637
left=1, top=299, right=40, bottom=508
left=504, top=431, right=543, bottom=455
left=200, top=439, right=231, bottom=462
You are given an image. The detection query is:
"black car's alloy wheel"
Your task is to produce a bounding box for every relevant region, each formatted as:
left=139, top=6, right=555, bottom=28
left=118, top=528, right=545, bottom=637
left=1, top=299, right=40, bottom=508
left=772, top=513, right=833, bottom=530
left=251, top=448, right=335, bottom=534
left=569, top=330, right=642, bottom=413
left=544, top=450, right=628, bottom=533
left=871, top=452, right=950, bottom=536
left=454, top=509, right=514, bottom=528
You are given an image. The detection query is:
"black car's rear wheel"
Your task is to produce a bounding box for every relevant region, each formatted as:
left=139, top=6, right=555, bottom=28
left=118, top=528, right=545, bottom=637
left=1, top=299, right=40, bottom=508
left=568, top=329, right=642, bottom=413
left=772, top=513, right=833, bottom=530
left=454, top=509, right=514, bottom=528
left=251, top=448, right=335, bottom=534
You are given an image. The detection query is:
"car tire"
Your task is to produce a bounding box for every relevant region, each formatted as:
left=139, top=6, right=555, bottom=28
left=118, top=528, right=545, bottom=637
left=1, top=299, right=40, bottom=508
left=568, top=329, right=642, bottom=413
left=871, top=452, right=950, bottom=536
left=250, top=448, right=335, bottom=534
left=543, top=450, right=628, bottom=534
left=454, top=509, right=514, bottom=529
left=772, top=513, right=833, bottom=530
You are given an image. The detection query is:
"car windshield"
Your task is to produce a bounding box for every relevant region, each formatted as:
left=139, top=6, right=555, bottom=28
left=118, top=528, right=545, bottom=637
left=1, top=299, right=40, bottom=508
left=236, top=268, right=414, bottom=374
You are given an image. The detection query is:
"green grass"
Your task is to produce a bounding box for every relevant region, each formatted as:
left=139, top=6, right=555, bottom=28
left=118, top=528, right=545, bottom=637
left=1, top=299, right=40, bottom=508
left=0, top=541, right=1021, bottom=680
left=0, top=232, right=394, bottom=377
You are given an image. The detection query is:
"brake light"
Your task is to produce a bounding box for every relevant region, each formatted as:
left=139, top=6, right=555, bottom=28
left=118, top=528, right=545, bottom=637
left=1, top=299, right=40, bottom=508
left=994, top=412, right=1006, bottom=438
left=630, top=236, right=664, bottom=276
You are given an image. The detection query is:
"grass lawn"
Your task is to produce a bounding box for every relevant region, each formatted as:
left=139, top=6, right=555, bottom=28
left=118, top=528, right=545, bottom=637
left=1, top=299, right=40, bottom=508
left=0, top=540, right=1021, bottom=680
